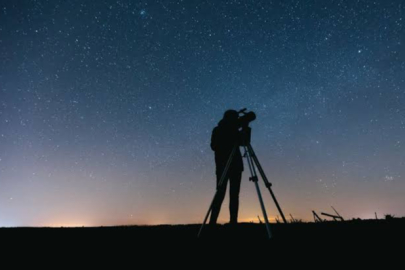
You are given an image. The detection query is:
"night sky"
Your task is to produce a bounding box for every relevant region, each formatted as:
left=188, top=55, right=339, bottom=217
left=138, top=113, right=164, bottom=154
left=1, top=0, right=404, bottom=227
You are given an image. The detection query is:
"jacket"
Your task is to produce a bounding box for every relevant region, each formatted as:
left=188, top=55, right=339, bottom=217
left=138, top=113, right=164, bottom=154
left=210, top=119, right=244, bottom=174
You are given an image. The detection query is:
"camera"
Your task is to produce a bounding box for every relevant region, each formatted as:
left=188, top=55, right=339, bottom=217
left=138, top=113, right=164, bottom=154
left=237, top=108, right=256, bottom=146
left=237, top=108, right=256, bottom=127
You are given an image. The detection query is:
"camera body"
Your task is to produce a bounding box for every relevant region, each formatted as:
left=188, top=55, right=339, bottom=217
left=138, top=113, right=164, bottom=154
left=237, top=109, right=256, bottom=146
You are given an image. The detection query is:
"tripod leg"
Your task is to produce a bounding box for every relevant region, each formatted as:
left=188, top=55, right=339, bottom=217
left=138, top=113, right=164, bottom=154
left=243, top=146, right=272, bottom=239
left=247, top=144, right=288, bottom=224
left=198, top=144, right=237, bottom=238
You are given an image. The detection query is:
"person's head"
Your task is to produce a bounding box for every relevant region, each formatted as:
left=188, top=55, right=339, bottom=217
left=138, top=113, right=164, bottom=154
left=222, top=109, right=239, bottom=124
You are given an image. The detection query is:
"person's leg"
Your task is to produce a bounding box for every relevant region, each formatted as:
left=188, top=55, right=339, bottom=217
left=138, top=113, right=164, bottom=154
left=229, top=170, right=242, bottom=224
left=209, top=171, right=229, bottom=225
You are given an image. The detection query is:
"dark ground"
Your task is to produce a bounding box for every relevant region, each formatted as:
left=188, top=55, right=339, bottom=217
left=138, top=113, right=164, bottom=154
left=1, top=218, right=405, bottom=242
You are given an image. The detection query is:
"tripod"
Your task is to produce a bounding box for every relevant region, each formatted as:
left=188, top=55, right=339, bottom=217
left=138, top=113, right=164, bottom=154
left=198, top=132, right=287, bottom=239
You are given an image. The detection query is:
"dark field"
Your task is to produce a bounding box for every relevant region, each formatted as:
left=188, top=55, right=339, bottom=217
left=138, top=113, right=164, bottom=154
left=1, top=218, right=404, bottom=242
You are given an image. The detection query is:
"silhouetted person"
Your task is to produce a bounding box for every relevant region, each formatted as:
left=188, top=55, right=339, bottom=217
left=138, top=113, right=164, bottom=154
left=209, top=109, right=244, bottom=225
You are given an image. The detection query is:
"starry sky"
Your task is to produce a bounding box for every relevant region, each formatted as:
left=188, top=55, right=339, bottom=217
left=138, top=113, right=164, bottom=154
left=0, top=0, right=404, bottom=227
